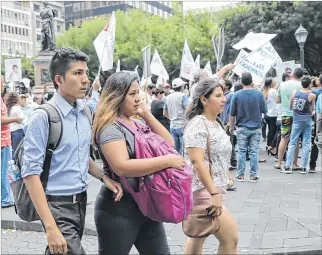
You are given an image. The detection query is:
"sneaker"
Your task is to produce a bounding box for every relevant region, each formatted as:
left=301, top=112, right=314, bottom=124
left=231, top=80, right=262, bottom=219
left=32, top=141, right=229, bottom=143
left=250, top=176, right=261, bottom=182
left=299, top=168, right=307, bottom=174
left=229, top=165, right=237, bottom=170
left=309, top=168, right=316, bottom=173
left=235, top=176, right=245, bottom=182
left=280, top=167, right=292, bottom=174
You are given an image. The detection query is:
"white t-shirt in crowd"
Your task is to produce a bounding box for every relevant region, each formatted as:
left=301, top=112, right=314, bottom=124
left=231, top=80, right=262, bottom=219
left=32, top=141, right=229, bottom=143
left=9, top=105, right=25, bottom=132
left=266, top=88, right=278, bottom=117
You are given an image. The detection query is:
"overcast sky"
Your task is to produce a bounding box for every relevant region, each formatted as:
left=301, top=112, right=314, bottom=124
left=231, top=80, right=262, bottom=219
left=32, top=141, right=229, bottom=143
left=183, top=1, right=238, bottom=11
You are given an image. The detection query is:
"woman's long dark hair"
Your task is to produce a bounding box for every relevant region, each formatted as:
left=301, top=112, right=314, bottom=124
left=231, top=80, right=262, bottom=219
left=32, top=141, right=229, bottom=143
left=6, top=92, right=20, bottom=116
left=186, top=77, right=223, bottom=121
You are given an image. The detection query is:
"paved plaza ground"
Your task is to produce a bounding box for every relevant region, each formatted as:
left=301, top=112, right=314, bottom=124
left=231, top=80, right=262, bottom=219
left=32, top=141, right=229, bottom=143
left=1, top=144, right=321, bottom=254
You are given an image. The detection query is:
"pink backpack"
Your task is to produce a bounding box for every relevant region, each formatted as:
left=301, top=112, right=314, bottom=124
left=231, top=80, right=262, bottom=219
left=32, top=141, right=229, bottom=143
left=117, top=119, right=193, bottom=223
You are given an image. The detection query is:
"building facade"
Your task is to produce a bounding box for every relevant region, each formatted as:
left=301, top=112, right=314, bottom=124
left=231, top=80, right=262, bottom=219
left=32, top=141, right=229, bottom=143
left=64, top=1, right=173, bottom=29
left=1, top=1, right=65, bottom=58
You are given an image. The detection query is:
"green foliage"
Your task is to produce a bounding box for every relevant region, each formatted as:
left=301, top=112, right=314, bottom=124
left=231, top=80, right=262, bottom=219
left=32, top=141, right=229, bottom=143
left=221, top=1, right=322, bottom=75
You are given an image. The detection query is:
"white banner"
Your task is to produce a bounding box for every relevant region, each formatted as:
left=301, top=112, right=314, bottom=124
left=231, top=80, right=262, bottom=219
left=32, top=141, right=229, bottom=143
left=150, top=49, right=169, bottom=80
left=233, top=43, right=282, bottom=85
left=233, top=32, right=276, bottom=51
left=94, top=12, right=116, bottom=71
left=5, top=58, right=22, bottom=82
left=204, top=61, right=212, bottom=76
left=180, top=39, right=195, bottom=81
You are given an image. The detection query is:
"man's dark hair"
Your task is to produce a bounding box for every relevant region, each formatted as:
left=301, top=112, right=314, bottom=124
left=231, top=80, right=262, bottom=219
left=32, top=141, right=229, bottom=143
left=241, top=72, right=252, bottom=86
left=293, top=67, right=304, bottom=79
left=224, top=79, right=233, bottom=91
left=282, top=72, right=290, bottom=82
left=301, top=76, right=311, bottom=88
left=147, top=83, right=155, bottom=89
left=12, top=64, right=18, bottom=69
left=49, top=48, right=90, bottom=90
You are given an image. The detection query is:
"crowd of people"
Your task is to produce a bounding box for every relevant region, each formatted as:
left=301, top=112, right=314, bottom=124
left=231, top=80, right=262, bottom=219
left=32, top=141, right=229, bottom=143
left=1, top=47, right=321, bottom=255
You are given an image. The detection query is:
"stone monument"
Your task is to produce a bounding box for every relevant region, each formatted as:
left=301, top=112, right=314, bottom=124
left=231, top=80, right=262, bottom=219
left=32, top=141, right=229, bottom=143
left=32, top=2, right=56, bottom=94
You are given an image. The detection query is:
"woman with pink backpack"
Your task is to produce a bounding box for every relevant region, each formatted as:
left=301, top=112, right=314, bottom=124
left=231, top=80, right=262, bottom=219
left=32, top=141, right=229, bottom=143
left=92, top=72, right=191, bottom=254
left=183, top=77, right=239, bottom=254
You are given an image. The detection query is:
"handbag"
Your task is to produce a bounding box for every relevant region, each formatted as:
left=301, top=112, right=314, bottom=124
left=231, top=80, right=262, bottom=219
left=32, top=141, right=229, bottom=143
left=182, top=118, right=220, bottom=238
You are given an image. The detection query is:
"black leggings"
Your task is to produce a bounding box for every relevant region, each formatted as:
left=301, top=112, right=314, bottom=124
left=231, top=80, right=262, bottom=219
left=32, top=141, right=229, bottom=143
left=265, top=116, right=277, bottom=147
left=94, top=186, right=170, bottom=255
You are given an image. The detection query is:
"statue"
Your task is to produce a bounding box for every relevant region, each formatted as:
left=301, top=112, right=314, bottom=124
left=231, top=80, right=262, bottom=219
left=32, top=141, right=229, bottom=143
left=40, top=2, right=56, bottom=51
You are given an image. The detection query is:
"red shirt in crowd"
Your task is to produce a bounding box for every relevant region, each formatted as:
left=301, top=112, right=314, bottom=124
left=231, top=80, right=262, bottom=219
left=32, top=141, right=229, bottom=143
left=1, top=97, right=11, bottom=147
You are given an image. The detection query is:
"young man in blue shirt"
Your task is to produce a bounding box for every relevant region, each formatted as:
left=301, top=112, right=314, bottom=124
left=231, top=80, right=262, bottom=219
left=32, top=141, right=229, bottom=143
left=229, top=72, right=267, bottom=182
left=22, top=48, right=123, bottom=255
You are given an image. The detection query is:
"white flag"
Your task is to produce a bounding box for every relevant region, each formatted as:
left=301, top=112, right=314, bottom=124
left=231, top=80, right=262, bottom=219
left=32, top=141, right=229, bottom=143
left=93, top=12, right=116, bottom=71
left=116, top=59, right=120, bottom=72
left=195, top=54, right=200, bottom=71
left=180, top=39, right=195, bottom=81
left=142, top=45, right=151, bottom=79
left=150, top=50, right=169, bottom=80
left=232, top=32, right=276, bottom=51
left=204, top=61, right=212, bottom=76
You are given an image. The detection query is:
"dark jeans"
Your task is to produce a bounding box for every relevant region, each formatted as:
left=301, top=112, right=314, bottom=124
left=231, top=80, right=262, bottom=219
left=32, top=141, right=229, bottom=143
left=262, top=118, right=267, bottom=139
left=94, top=186, right=170, bottom=255
left=310, top=117, right=319, bottom=169
left=265, top=116, right=277, bottom=147
left=45, top=195, right=87, bottom=255
left=170, top=127, right=183, bottom=154
left=11, top=129, right=24, bottom=157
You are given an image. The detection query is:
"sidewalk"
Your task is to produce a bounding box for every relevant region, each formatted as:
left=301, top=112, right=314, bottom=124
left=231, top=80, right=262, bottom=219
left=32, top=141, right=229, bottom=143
left=2, top=147, right=321, bottom=254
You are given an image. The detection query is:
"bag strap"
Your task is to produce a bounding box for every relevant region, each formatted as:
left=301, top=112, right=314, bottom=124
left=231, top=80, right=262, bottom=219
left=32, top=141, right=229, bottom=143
left=83, top=104, right=93, bottom=126
left=35, top=103, right=63, bottom=189
left=202, top=118, right=213, bottom=172
left=117, top=118, right=145, bottom=136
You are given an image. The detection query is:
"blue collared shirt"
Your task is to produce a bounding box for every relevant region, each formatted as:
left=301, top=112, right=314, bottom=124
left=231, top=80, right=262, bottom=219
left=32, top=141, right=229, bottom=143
left=21, top=92, right=92, bottom=196
left=316, top=93, right=322, bottom=114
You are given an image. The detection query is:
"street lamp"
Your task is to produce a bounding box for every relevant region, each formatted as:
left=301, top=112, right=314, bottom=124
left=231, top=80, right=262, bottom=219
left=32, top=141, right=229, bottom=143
left=294, top=24, right=308, bottom=68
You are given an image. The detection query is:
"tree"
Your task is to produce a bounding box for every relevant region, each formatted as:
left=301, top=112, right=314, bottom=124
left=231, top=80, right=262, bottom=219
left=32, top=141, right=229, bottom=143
left=221, top=1, right=322, bottom=75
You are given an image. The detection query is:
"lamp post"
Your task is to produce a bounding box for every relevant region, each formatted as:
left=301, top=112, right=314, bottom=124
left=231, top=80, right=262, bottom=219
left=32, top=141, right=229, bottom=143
left=294, top=24, right=308, bottom=68
left=8, top=48, right=13, bottom=58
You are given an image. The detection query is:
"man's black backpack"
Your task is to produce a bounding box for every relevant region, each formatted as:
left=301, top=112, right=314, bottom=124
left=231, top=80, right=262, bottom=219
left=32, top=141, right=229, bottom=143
left=11, top=103, right=92, bottom=222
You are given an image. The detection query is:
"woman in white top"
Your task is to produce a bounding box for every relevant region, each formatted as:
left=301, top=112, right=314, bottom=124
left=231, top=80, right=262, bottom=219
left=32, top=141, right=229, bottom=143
left=263, top=77, right=278, bottom=156
left=183, top=78, right=238, bottom=254
left=7, top=92, right=25, bottom=156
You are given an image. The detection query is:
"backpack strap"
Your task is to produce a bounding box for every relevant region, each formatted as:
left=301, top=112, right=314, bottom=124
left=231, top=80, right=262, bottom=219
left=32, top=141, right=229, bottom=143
left=83, top=104, right=93, bottom=126
left=35, top=104, right=63, bottom=189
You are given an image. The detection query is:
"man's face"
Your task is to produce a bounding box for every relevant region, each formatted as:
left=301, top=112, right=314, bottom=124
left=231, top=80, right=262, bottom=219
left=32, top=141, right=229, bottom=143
left=1, top=76, right=5, bottom=94
left=162, top=85, right=170, bottom=94
left=35, top=96, right=42, bottom=105
left=13, top=66, right=18, bottom=73
left=56, top=61, right=89, bottom=103
left=20, top=98, right=28, bottom=107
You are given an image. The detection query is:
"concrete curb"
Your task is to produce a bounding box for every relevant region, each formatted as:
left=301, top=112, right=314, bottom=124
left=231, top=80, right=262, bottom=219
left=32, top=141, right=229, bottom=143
left=1, top=219, right=97, bottom=236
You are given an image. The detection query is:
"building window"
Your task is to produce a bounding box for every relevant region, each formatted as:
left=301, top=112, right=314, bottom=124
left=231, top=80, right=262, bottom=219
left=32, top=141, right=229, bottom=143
left=53, top=9, right=59, bottom=18
left=73, top=2, right=80, bottom=12
left=4, top=25, right=7, bottom=33
left=19, top=27, right=22, bottom=35
left=57, top=25, right=61, bottom=32
left=37, top=34, right=42, bottom=41
left=36, top=20, right=41, bottom=28
left=34, top=4, right=40, bottom=11
left=22, top=28, right=25, bottom=36
left=15, top=27, right=18, bottom=34
left=26, top=28, right=29, bottom=37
